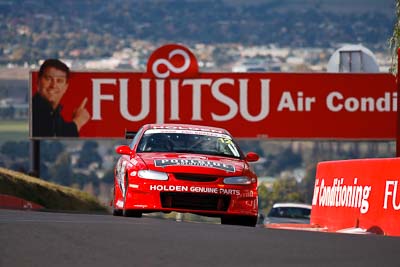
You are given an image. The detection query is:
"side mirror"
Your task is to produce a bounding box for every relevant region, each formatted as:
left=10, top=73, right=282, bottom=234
left=245, top=152, right=259, bottom=162
left=116, top=145, right=132, bottom=155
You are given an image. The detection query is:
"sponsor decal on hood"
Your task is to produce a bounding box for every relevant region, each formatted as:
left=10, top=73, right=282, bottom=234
left=154, top=158, right=235, bottom=172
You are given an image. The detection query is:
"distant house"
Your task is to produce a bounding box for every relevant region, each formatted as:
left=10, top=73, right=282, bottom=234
left=0, top=98, right=28, bottom=119
left=232, top=58, right=281, bottom=72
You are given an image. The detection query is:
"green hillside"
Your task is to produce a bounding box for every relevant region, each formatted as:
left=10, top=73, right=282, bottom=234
left=0, top=167, right=108, bottom=212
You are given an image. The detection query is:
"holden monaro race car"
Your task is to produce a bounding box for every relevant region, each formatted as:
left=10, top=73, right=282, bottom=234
left=112, top=123, right=260, bottom=226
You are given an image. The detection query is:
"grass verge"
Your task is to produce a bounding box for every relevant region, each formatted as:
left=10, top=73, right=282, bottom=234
left=0, top=120, right=29, bottom=144
left=0, top=167, right=108, bottom=213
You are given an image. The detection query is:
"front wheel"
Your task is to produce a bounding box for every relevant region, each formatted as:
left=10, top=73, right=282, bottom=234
left=112, top=188, right=122, bottom=216
left=113, top=207, right=123, bottom=216
left=221, top=215, right=257, bottom=227
left=123, top=209, right=143, bottom=218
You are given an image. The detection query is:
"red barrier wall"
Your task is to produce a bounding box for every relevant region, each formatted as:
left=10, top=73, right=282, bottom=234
left=311, top=158, right=400, bottom=236
left=0, top=194, right=44, bottom=210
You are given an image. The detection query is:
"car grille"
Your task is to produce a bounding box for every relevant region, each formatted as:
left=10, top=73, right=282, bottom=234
left=174, top=173, right=218, bottom=182
left=160, top=192, right=230, bottom=211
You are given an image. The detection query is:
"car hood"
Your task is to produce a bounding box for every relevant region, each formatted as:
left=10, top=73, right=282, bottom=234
left=138, top=153, right=245, bottom=176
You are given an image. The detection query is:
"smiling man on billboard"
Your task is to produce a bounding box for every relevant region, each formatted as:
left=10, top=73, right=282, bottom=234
left=32, top=59, right=90, bottom=137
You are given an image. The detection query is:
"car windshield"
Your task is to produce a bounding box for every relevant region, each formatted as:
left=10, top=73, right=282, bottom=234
left=268, top=207, right=311, bottom=219
left=136, top=129, right=242, bottom=158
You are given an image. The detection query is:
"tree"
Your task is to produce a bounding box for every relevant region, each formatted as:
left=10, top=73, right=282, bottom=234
left=258, top=176, right=306, bottom=214
left=48, top=152, right=73, bottom=185
left=1, top=141, right=29, bottom=160
left=10, top=159, right=29, bottom=173
left=70, top=173, right=88, bottom=188
left=390, top=0, right=400, bottom=73
left=299, top=163, right=317, bottom=204
left=40, top=141, right=65, bottom=163
left=77, top=141, right=102, bottom=169
left=257, top=184, right=271, bottom=211
left=270, top=177, right=304, bottom=204
left=264, top=147, right=303, bottom=175
left=102, top=168, right=115, bottom=184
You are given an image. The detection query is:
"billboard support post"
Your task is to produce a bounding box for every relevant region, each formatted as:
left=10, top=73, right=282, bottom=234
left=397, top=48, right=400, bottom=157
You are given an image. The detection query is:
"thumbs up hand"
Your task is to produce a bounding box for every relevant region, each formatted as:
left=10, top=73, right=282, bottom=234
left=73, top=97, right=90, bottom=131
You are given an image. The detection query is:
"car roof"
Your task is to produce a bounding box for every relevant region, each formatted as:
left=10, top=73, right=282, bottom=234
left=271, top=202, right=312, bottom=209
left=144, top=123, right=231, bottom=135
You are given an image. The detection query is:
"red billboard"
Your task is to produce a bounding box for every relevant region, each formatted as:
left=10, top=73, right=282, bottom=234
left=30, top=44, right=396, bottom=139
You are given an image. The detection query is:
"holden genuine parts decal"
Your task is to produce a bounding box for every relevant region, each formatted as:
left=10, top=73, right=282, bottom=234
left=154, top=158, right=235, bottom=172
left=149, top=184, right=241, bottom=196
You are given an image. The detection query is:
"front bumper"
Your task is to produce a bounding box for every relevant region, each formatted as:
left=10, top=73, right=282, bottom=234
left=122, top=178, right=258, bottom=217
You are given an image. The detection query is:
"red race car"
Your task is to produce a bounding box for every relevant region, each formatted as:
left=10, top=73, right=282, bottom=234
left=112, top=123, right=259, bottom=226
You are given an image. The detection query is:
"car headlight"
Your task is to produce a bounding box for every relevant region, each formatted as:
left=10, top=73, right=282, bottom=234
left=223, top=176, right=251, bottom=185
left=138, top=170, right=169, bottom=181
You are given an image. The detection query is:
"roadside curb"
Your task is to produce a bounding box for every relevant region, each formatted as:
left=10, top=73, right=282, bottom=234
left=265, top=223, right=375, bottom=235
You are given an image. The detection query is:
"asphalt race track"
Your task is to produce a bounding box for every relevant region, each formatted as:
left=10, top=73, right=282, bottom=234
left=0, top=209, right=399, bottom=267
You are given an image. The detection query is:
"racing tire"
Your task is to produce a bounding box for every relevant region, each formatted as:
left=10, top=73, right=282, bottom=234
left=112, top=188, right=123, bottom=216
left=221, top=215, right=257, bottom=227
left=123, top=209, right=143, bottom=218
left=113, top=207, right=123, bottom=216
